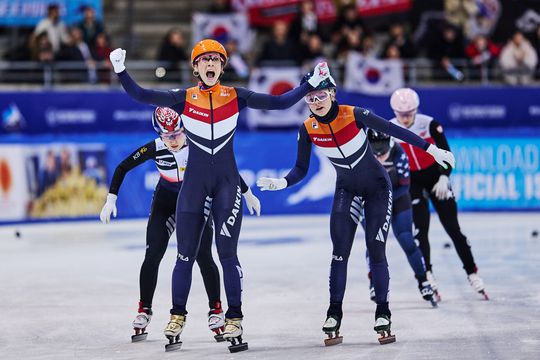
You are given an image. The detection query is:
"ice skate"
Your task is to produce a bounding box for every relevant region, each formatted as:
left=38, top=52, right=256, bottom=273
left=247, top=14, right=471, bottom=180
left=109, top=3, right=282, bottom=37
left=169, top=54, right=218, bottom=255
left=208, top=305, right=225, bottom=342
left=419, top=280, right=437, bottom=308
left=426, top=270, right=442, bottom=302
left=322, top=314, right=343, bottom=346
left=374, top=314, right=396, bottom=345
left=163, top=314, right=185, bottom=352
left=222, top=318, right=248, bottom=353
left=468, top=273, right=489, bottom=300
left=131, top=307, right=152, bottom=342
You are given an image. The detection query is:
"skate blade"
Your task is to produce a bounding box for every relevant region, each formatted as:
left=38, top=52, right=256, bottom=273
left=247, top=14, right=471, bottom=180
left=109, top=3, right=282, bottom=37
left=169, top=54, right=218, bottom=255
left=429, top=298, right=438, bottom=308
left=165, top=341, right=182, bottom=352
left=324, top=335, right=343, bottom=346
left=131, top=332, right=147, bottom=342
left=377, top=332, right=396, bottom=345
left=228, top=342, right=248, bottom=353
left=479, top=290, right=489, bottom=300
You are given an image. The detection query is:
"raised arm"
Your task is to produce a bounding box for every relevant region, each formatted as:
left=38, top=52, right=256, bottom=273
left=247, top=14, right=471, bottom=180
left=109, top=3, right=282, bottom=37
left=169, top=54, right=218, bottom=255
left=354, top=107, right=455, bottom=169
left=110, top=48, right=185, bottom=107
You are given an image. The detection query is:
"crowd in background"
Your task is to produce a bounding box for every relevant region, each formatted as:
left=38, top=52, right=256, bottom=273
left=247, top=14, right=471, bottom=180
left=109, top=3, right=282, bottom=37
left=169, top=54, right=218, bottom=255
left=2, top=0, right=540, bottom=85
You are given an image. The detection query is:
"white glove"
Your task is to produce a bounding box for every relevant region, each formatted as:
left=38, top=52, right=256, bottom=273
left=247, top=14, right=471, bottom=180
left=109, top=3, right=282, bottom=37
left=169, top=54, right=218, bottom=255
left=432, top=175, right=451, bottom=200
left=109, top=48, right=126, bottom=73
left=242, top=187, right=261, bottom=216
left=426, top=144, right=455, bottom=170
left=100, top=193, right=118, bottom=224
left=256, top=177, right=287, bottom=191
left=308, top=62, right=330, bottom=88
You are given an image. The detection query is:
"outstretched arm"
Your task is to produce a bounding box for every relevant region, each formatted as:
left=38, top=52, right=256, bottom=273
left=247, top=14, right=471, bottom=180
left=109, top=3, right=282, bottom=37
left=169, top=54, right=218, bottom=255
left=354, top=107, right=455, bottom=169
left=236, top=82, right=312, bottom=110
left=110, top=48, right=185, bottom=107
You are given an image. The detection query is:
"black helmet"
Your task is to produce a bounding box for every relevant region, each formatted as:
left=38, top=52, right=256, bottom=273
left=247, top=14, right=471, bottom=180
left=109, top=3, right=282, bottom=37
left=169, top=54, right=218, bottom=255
left=300, top=72, right=337, bottom=91
left=367, top=129, right=393, bottom=156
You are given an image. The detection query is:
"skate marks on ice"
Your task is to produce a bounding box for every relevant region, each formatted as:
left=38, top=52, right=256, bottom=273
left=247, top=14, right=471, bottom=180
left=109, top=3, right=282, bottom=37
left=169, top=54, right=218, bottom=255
left=1, top=213, right=539, bottom=359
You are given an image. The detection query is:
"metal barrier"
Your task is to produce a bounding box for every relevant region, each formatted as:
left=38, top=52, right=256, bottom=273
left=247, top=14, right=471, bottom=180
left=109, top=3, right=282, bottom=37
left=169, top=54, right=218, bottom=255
left=0, top=58, right=538, bottom=88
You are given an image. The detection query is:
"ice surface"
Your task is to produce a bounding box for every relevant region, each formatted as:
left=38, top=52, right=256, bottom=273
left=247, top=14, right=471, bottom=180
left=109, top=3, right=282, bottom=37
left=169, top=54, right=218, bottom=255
left=1, top=213, right=539, bottom=360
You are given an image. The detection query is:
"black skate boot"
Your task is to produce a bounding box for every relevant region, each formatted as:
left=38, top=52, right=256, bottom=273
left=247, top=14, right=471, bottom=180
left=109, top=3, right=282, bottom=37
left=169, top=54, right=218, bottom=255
left=417, top=277, right=437, bottom=308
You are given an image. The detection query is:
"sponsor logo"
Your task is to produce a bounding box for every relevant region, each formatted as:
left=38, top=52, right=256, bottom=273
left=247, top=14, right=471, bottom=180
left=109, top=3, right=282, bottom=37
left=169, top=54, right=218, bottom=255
left=113, top=110, right=153, bottom=121
left=191, top=93, right=198, bottom=99
left=332, top=254, right=343, bottom=261
left=376, top=190, right=393, bottom=242
left=312, top=121, right=318, bottom=129
left=46, top=109, right=96, bottom=126
left=448, top=104, right=506, bottom=121
left=362, top=108, right=370, bottom=116
left=156, top=160, right=175, bottom=167
left=188, top=107, right=209, bottom=117
left=178, top=253, right=189, bottom=261
left=313, top=137, right=332, bottom=142
left=220, top=185, right=242, bottom=237
left=1, top=103, right=25, bottom=131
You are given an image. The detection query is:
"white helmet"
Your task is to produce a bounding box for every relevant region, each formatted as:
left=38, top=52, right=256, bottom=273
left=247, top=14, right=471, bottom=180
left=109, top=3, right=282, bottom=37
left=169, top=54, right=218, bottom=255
left=390, top=88, right=419, bottom=113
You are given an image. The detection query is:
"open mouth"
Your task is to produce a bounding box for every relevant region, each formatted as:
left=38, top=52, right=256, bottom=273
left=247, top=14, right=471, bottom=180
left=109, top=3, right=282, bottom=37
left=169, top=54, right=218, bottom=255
left=206, top=71, right=216, bottom=80
left=316, top=106, right=324, bottom=111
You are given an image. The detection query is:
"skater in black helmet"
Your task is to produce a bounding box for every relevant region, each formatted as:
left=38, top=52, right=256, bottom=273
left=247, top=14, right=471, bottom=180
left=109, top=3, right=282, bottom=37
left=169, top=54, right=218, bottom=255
left=389, top=88, right=488, bottom=300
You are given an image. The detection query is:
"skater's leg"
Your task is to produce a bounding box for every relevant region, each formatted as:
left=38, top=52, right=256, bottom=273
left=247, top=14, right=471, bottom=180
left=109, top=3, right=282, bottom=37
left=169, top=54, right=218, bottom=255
left=195, top=213, right=221, bottom=308
left=430, top=194, right=477, bottom=274
left=171, top=183, right=208, bottom=315
left=140, top=185, right=176, bottom=309
left=213, top=182, right=244, bottom=320
left=328, top=188, right=358, bottom=317
left=363, top=177, right=393, bottom=317
left=410, top=182, right=432, bottom=272
left=391, top=195, right=426, bottom=279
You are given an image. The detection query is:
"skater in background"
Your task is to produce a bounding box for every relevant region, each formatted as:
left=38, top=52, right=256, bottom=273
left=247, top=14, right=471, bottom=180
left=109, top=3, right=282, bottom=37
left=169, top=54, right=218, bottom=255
left=99, top=107, right=261, bottom=342
left=389, top=88, right=487, bottom=300
left=257, top=75, right=454, bottom=345
left=363, top=129, right=436, bottom=307
left=109, top=39, right=330, bottom=352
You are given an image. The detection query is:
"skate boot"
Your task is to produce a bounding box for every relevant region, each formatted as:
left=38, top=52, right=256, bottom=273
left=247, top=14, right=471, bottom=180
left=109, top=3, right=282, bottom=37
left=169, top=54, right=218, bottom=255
left=426, top=270, right=441, bottom=302
left=322, top=314, right=343, bottom=346
left=131, top=305, right=152, bottom=342
left=208, top=302, right=226, bottom=342
left=163, top=314, right=185, bottom=352
left=222, top=318, right=248, bottom=353
left=468, top=272, right=489, bottom=300
left=418, top=280, right=437, bottom=308
left=374, top=314, right=396, bottom=345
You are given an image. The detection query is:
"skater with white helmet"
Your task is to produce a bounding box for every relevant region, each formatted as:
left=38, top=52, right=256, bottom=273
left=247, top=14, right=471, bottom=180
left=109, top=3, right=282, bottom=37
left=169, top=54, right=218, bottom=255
left=389, top=88, right=488, bottom=300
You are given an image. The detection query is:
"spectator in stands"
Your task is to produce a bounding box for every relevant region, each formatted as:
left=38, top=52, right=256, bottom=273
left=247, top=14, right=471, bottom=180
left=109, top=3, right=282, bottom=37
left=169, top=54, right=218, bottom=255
left=427, top=23, right=466, bottom=80
left=207, top=0, right=233, bottom=14
left=383, top=44, right=401, bottom=59
left=92, top=32, right=113, bottom=83
left=257, top=20, right=300, bottom=66
left=334, top=25, right=363, bottom=62
left=290, top=0, right=320, bottom=46
left=32, top=3, right=69, bottom=55
left=331, top=4, right=365, bottom=49
left=58, top=27, right=97, bottom=83
left=499, top=30, right=538, bottom=85
left=531, top=26, right=540, bottom=74
left=360, top=34, right=378, bottom=58
left=77, top=5, right=104, bottom=47
left=465, top=34, right=500, bottom=79
left=157, top=28, right=189, bottom=82
left=39, top=150, right=59, bottom=195
left=299, top=32, right=326, bottom=68
left=382, top=23, right=417, bottom=59
left=30, top=32, right=54, bottom=63
left=222, top=39, right=249, bottom=80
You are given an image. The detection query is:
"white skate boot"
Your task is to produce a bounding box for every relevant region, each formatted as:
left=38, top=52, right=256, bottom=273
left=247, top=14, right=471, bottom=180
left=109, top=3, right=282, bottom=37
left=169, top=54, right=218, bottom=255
left=426, top=271, right=441, bottom=302
left=164, top=314, right=185, bottom=352
left=468, top=273, right=489, bottom=300
left=222, top=318, right=248, bottom=353
left=131, top=306, right=152, bottom=342
left=374, top=314, right=396, bottom=345
left=208, top=307, right=225, bottom=342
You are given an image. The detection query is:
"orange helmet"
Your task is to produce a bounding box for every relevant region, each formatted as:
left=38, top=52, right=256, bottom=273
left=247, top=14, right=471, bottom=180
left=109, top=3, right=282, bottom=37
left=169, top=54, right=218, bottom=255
left=191, top=39, right=228, bottom=65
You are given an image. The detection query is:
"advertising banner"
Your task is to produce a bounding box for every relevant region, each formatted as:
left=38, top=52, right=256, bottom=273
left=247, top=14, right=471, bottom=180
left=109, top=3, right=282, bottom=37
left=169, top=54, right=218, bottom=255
left=0, top=0, right=102, bottom=26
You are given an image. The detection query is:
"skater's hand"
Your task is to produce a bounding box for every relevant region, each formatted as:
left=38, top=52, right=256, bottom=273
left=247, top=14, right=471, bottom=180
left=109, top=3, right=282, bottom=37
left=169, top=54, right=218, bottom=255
left=426, top=144, right=455, bottom=170
left=308, top=62, right=330, bottom=88
left=242, top=187, right=261, bottom=216
left=432, top=175, right=452, bottom=200
left=109, top=48, right=126, bottom=73
left=100, top=193, right=118, bottom=224
left=256, top=177, right=287, bottom=191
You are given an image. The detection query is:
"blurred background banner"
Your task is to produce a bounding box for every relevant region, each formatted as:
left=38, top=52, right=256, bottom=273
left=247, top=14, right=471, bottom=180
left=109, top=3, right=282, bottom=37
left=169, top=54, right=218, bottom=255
left=0, top=0, right=103, bottom=26
left=344, top=52, right=404, bottom=95
left=1, top=132, right=539, bottom=223
left=2, top=87, right=539, bottom=135
left=192, top=12, right=254, bottom=54
left=356, top=0, right=412, bottom=18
